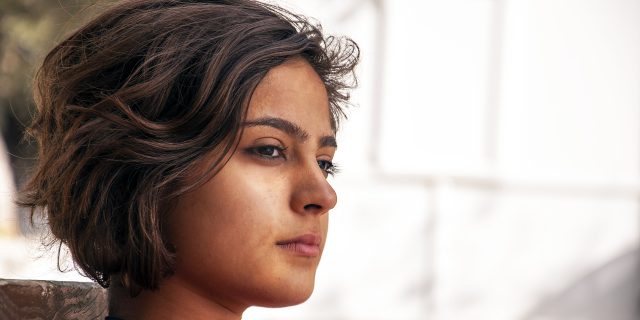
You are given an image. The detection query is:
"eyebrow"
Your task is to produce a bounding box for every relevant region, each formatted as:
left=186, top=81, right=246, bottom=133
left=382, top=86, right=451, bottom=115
left=242, top=117, right=337, bottom=148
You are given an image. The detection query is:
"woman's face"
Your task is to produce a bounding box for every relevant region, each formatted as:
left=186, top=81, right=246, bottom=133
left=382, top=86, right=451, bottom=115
left=167, top=58, right=337, bottom=312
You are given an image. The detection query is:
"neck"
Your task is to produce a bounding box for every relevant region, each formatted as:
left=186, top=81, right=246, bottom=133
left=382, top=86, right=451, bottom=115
left=108, top=275, right=245, bottom=320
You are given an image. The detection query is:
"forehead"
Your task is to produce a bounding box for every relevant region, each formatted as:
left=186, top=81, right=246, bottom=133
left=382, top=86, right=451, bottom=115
left=247, top=58, right=333, bottom=134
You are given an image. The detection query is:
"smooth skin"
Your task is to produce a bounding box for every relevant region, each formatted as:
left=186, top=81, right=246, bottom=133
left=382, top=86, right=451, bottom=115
left=109, top=57, right=338, bottom=320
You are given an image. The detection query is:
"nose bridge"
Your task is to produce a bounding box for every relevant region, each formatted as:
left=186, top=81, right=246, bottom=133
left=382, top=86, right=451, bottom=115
left=290, top=158, right=337, bottom=214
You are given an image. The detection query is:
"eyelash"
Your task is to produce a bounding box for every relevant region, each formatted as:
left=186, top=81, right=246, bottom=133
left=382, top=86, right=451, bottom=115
left=250, top=145, right=287, bottom=159
left=247, top=145, right=339, bottom=177
left=318, top=160, right=339, bottom=177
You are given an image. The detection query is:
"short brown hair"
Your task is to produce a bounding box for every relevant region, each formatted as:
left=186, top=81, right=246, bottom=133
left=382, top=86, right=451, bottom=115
left=18, top=0, right=358, bottom=295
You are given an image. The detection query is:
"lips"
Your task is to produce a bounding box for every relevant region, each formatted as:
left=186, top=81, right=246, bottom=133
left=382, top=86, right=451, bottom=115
left=276, top=234, right=321, bottom=257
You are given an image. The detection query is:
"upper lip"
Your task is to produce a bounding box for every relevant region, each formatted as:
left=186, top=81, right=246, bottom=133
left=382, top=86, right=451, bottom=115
left=276, top=233, right=321, bottom=246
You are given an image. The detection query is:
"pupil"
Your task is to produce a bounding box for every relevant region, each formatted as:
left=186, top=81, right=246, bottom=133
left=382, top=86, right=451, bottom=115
left=261, top=146, right=274, bottom=156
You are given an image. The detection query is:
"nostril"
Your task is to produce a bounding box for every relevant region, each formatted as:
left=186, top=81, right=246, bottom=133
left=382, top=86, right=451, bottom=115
left=304, top=204, right=322, bottom=211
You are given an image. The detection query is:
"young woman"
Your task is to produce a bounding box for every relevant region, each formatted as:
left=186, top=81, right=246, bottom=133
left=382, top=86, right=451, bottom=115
left=18, top=0, right=358, bottom=319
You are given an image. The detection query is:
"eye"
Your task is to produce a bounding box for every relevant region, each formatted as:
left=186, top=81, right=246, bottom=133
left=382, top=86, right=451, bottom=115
left=249, top=145, right=286, bottom=159
left=318, top=159, right=339, bottom=177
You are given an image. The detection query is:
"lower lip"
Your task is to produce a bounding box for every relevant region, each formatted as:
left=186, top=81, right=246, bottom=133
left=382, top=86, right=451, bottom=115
left=277, top=242, right=320, bottom=257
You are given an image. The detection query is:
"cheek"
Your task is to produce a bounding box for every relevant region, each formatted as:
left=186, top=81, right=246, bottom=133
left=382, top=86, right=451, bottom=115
left=168, top=160, right=291, bottom=261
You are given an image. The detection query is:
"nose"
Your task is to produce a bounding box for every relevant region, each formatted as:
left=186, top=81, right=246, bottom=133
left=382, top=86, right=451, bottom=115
left=290, top=163, right=337, bottom=215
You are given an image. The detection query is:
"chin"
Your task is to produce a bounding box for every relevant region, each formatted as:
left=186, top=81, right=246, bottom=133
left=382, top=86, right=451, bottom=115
left=257, top=279, right=316, bottom=308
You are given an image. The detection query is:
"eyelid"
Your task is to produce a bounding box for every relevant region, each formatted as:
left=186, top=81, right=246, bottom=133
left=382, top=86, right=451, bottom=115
left=251, top=136, right=285, bottom=145
left=248, top=137, right=285, bottom=150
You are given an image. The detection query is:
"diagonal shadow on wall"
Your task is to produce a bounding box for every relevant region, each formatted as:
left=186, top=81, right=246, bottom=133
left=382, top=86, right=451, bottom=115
left=524, top=248, right=639, bottom=320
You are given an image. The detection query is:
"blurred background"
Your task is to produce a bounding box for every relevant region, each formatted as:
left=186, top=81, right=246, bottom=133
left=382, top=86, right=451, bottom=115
left=0, top=0, right=638, bottom=319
